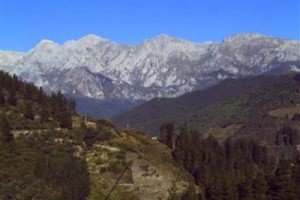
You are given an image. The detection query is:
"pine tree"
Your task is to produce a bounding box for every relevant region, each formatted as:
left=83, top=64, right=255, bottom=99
left=252, top=170, right=268, bottom=200
left=36, top=87, right=45, bottom=103
left=24, top=103, right=34, bottom=120
left=238, top=181, right=253, bottom=200
left=40, top=107, right=49, bottom=123
left=221, top=178, right=237, bottom=200
left=289, top=128, right=298, bottom=145
left=268, top=157, right=294, bottom=200
left=159, top=122, right=175, bottom=149
left=0, top=90, right=5, bottom=106
left=7, top=90, right=17, bottom=106
left=58, top=111, right=72, bottom=129
left=173, top=127, right=190, bottom=166
left=291, top=160, right=300, bottom=200
left=0, top=115, right=13, bottom=142
left=275, top=131, right=282, bottom=145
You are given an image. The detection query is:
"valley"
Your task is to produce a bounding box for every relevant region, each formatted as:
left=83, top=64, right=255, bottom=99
left=1, top=0, right=299, bottom=199
left=0, top=33, right=299, bottom=200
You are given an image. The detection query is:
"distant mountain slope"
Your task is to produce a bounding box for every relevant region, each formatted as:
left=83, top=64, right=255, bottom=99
left=112, top=73, right=300, bottom=136
left=0, top=33, right=299, bottom=117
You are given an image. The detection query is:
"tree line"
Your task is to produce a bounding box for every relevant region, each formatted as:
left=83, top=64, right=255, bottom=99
left=0, top=70, right=75, bottom=130
left=160, top=123, right=300, bottom=200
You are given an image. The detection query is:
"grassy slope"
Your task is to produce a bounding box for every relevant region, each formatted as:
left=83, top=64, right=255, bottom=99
left=87, top=129, right=191, bottom=200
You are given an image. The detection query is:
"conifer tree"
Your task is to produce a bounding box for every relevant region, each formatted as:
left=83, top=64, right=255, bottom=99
left=159, top=122, right=175, bottom=149
left=24, top=103, right=34, bottom=120
left=221, top=178, right=237, bottom=200
left=238, top=181, right=253, bottom=200
left=0, top=90, right=5, bottom=106
left=7, top=90, right=17, bottom=106
left=40, top=107, right=49, bottom=123
left=173, top=127, right=190, bottom=166
left=291, top=160, right=300, bottom=200
left=268, top=157, right=294, bottom=200
left=0, top=115, right=13, bottom=142
left=58, top=111, right=72, bottom=129
left=252, top=170, right=268, bottom=200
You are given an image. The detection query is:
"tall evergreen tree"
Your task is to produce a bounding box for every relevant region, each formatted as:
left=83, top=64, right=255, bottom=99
left=40, top=107, right=50, bottom=123
left=58, top=111, right=73, bottom=129
left=0, top=115, right=13, bottom=142
left=291, top=160, right=300, bottom=200
left=159, top=122, right=175, bottom=149
left=24, top=103, right=34, bottom=120
left=268, top=157, right=294, bottom=200
left=0, top=90, right=5, bottom=106
left=173, top=127, right=191, bottom=166
left=7, top=90, right=17, bottom=106
left=252, top=170, right=268, bottom=200
left=237, top=181, right=253, bottom=200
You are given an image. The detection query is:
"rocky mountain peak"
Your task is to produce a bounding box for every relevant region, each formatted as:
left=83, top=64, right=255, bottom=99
left=64, top=34, right=113, bottom=50
left=0, top=33, right=299, bottom=117
left=77, top=34, right=110, bottom=45
left=152, top=33, right=175, bottom=42
left=35, top=39, right=59, bottom=49
left=223, top=33, right=266, bottom=43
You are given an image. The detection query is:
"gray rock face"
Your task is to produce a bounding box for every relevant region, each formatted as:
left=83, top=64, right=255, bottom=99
left=0, top=33, right=299, bottom=115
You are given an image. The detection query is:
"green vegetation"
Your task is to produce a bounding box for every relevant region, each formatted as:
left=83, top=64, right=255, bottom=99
left=4, top=68, right=300, bottom=199
left=0, top=71, right=92, bottom=199
left=0, top=71, right=75, bottom=130
left=0, top=131, right=90, bottom=200
left=113, top=75, right=290, bottom=135
left=154, top=73, right=300, bottom=199
left=0, top=70, right=192, bottom=200
left=186, top=74, right=300, bottom=133
left=170, top=127, right=300, bottom=200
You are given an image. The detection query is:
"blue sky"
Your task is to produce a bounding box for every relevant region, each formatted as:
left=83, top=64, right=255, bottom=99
left=0, top=0, right=299, bottom=52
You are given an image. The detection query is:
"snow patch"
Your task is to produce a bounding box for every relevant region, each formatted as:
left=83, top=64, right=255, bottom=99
left=217, top=74, right=227, bottom=80
left=226, top=66, right=239, bottom=74
left=291, top=66, right=300, bottom=72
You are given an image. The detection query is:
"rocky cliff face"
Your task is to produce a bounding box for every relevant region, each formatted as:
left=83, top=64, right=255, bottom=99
left=0, top=33, right=299, bottom=116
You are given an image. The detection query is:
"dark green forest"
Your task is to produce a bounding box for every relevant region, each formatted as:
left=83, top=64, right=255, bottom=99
left=0, top=71, right=91, bottom=199
left=0, top=71, right=75, bottom=130
left=159, top=123, right=300, bottom=200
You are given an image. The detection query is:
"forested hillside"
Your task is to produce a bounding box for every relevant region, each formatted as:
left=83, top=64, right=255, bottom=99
left=0, top=70, right=194, bottom=200
left=155, top=73, right=300, bottom=199
left=0, top=71, right=90, bottom=199
left=113, top=75, right=290, bottom=135
left=160, top=126, right=300, bottom=200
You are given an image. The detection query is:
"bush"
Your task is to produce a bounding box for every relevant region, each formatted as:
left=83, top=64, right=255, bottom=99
left=108, top=160, right=124, bottom=173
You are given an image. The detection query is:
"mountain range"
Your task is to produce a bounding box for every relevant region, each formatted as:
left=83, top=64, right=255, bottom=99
left=0, top=33, right=299, bottom=117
